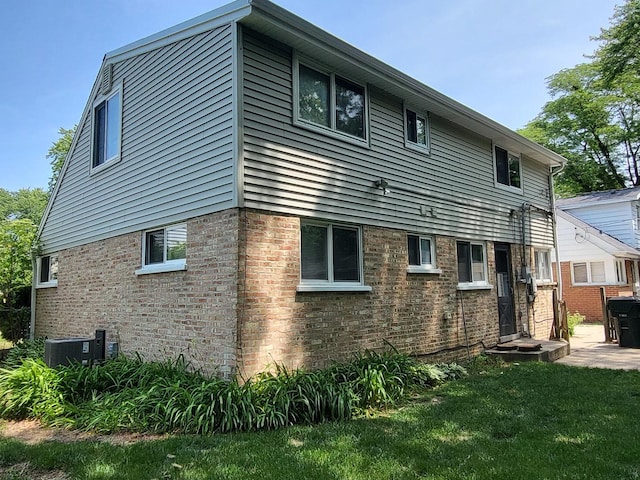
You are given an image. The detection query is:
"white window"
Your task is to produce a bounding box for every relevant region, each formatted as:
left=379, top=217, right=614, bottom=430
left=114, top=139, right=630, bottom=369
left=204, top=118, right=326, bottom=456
left=407, top=234, right=440, bottom=273
left=294, top=56, right=368, bottom=143
left=534, top=249, right=552, bottom=282
left=298, top=222, right=370, bottom=292
left=92, top=84, right=122, bottom=170
left=37, top=254, right=58, bottom=288
left=616, top=260, right=627, bottom=284
left=136, top=224, right=187, bottom=275
left=494, top=145, right=521, bottom=190
left=457, top=241, right=489, bottom=288
left=571, top=261, right=606, bottom=285
left=404, top=107, right=429, bottom=151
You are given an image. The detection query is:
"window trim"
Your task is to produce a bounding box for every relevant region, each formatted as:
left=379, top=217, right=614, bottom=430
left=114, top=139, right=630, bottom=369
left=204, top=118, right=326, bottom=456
left=407, top=234, right=441, bottom=274
left=404, top=105, right=431, bottom=153
left=493, top=144, right=523, bottom=193
left=456, top=240, right=492, bottom=290
left=297, top=221, right=371, bottom=292
left=90, top=81, right=123, bottom=175
left=36, top=254, right=58, bottom=288
left=135, top=223, right=187, bottom=276
left=293, top=54, right=370, bottom=147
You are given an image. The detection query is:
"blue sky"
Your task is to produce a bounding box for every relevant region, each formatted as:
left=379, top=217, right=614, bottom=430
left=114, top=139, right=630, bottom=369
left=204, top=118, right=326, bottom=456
left=0, top=0, right=619, bottom=192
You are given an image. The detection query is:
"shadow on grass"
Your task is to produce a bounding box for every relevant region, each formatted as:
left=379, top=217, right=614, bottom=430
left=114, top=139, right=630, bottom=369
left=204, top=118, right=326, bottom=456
left=2, top=363, right=640, bottom=479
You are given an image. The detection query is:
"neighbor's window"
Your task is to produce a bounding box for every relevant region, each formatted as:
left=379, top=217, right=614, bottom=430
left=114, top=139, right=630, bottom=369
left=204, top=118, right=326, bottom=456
left=405, top=107, right=429, bottom=150
left=407, top=234, right=438, bottom=272
left=300, top=222, right=364, bottom=286
left=534, top=249, right=552, bottom=282
left=572, top=261, right=606, bottom=284
left=296, top=59, right=367, bottom=141
left=92, top=85, right=122, bottom=169
left=494, top=145, right=521, bottom=189
left=457, top=241, right=488, bottom=285
left=616, top=260, right=627, bottom=284
left=37, top=254, right=58, bottom=287
left=136, top=224, right=187, bottom=275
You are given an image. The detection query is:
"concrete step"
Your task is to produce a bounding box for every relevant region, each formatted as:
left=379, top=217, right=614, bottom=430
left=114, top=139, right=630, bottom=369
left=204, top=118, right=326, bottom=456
left=486, top=338, right=570, bottom=363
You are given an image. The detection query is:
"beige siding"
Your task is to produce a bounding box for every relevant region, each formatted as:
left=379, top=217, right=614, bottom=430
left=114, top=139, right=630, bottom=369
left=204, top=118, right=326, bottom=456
left=241, top=28, right=554, bottom=247
left=40, top=25, right=236, bottom=253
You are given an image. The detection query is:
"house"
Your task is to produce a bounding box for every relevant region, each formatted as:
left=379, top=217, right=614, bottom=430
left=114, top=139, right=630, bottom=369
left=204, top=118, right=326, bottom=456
left=33, top=0, right=566, bottom=378
left=555, top=189, right=640, bottom=322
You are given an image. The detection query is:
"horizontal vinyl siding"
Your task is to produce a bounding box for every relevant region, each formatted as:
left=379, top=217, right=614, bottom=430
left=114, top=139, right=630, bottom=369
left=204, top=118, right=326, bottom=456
left=40, top=25, right=236, bottom=253
left=566, top=203, right=634, bottom=247
left=241, top=28, right=555, bottom=247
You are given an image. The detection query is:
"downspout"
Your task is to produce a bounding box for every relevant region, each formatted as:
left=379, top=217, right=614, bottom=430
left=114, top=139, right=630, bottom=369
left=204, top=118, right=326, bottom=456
left=29, top=253, right=37, bottom=340
left=549, top=164, right=565, bottom=300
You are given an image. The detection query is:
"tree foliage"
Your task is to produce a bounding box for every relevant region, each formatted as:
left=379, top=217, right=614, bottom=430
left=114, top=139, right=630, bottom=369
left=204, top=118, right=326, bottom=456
left=0, top=188, right=48, bottom=225
left=46, top=126, right=76, bottom=191
left=520, top=0, right=640, bottom=197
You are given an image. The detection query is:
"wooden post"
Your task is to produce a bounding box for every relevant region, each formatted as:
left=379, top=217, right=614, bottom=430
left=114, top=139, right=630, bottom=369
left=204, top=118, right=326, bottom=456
left=601, top=286, right=611, bottom=343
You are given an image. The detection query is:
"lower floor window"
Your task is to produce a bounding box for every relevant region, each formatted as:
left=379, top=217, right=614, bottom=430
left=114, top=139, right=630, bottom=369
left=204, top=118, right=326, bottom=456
left=301, top=222, right=361, bottom=283
left=37, top=254, right=58, bottom=286
left=457, top=241, right=487, bottom=284
left=408, top=234, right=435, bottom=269
left=143, top=224, right=187, bottom=267
left=572, top=261, right=605, bottom=284
left=534, top=249, right=552, bottom=282
left=616, top=260, right=627, bottom=284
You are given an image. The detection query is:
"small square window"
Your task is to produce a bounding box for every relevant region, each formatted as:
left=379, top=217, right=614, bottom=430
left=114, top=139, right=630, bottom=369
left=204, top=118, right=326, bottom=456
left=407, top=234, right=436, bottom=271
left=405, top=107, right=429, bottom=150
left=92, top=86, right=122, bottom=169
left=37, top=254, right=58, bottom=287
left=136, top=224, right=187, bottom=275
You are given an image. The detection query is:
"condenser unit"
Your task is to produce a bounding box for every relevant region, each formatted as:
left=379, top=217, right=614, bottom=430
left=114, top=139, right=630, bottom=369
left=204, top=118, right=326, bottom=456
left=44, top=329, right=106, bottom=367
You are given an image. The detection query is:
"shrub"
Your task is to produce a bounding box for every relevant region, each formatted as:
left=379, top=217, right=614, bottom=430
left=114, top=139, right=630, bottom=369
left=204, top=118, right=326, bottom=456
left=2, top=338, right=45, bottom=368
left=568, top=311, right=585, bottom=336
left=0, top=348, right=466, bottom=435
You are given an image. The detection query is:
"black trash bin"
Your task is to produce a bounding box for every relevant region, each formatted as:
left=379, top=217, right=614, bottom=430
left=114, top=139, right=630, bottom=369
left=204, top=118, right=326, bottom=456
left=607, top=297, right=640, bottom=348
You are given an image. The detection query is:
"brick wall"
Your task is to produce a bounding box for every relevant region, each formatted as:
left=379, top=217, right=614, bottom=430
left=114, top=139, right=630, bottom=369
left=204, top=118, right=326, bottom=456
left=236, top=210, right=516, bottom=377
left=35, top=210, right=239, bottom=377
left=557, top=261, right=634, bottom=322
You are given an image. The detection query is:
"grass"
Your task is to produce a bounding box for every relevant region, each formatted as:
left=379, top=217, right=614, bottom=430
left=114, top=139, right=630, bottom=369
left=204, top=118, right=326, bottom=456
left=1, top=361, right=640, bottom=479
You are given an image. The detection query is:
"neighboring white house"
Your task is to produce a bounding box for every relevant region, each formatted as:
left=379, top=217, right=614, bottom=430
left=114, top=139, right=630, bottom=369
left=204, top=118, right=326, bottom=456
left=555, top=189, right=640, bottom=322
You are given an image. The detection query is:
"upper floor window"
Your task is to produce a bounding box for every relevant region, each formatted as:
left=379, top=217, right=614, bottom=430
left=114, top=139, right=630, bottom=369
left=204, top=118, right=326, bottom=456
left=136, top=223, right=187, bottom=275
left=404, top=107, right=429, bottom=151
left=534, top=249, right=552, bottom=282
left=494, top=145, right=521, bottom=190
left=457, top=241, right=489, bottom=287
left=92, top=84, right=122, bottom=170
left=37, top=254, right=58, bottom=288
left=294, top=57, right=367, bottom=143
left=298, top=222, right=370, bottom=292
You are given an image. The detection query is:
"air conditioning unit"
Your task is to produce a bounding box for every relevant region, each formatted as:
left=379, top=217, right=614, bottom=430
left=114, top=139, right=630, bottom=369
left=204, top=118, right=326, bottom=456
left=44, top=329, right=106, bottom=367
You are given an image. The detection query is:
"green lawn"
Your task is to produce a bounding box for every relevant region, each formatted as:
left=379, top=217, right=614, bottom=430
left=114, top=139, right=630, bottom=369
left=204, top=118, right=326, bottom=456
left=1, top=361, right=639, bottom=480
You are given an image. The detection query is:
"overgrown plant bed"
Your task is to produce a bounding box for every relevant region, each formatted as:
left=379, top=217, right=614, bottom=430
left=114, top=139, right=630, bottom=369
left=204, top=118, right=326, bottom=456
left=0, top=340, right=466, bottom=435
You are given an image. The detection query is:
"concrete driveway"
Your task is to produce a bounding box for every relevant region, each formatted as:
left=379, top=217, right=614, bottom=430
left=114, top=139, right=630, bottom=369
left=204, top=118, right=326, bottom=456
left=555, top=323, right=640, bottom=370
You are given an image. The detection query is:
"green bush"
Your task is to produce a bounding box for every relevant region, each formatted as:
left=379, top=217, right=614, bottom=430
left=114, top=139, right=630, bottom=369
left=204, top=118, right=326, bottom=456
left=2, top=337, right=45, bottom=368
left=568, top=311, right=585, bottom=336
left=0, top=348, right=467, bottom=435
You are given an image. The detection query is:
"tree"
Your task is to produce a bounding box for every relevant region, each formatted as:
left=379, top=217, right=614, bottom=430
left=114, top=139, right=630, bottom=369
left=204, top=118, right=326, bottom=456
left=520, top=0, right=640, bottom=197
left=595, top=0, right=640, bottom=83
left=46, top=126, right=76, bottom=191
left=0, top=188, right=49, bottom=224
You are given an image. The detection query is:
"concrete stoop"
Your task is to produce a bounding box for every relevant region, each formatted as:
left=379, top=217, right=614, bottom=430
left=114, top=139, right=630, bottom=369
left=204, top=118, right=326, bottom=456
left=486, top=338, right=570, bottom=363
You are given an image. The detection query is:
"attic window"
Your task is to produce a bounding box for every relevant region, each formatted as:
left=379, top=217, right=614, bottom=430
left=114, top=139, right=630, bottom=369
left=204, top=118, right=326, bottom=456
left=92, top=83, right=122, bottom=170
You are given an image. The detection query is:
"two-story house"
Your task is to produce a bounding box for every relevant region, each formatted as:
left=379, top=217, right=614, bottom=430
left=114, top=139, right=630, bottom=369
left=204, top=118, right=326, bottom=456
left=34, top=0, right=565, bottom=378
left=556, top=188, right=640, bottom=322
